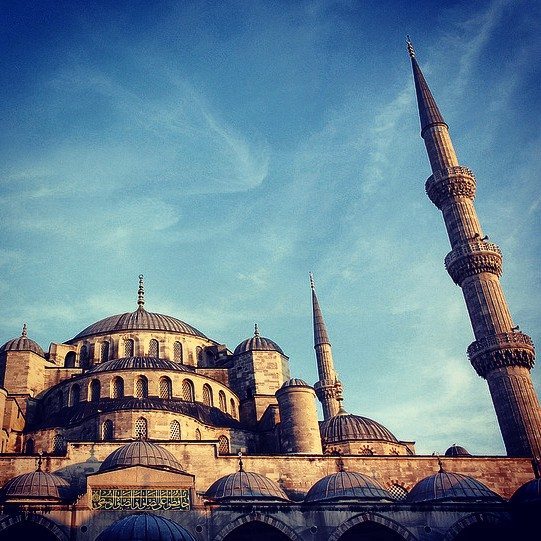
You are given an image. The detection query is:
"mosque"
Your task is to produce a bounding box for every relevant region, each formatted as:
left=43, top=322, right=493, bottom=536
left=0, top=42, right=540, bottom=540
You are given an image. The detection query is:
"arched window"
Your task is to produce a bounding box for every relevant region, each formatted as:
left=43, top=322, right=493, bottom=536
left=25, top=439, right=35, bottom=455
left=218, top=435, right=230, bottom=455
left=111, top=376, right=124, bottom=398
left=195, top=428, right=202, bottom=441
left=170, top=420, right=181, bottom=440
left=101, top=420, right=114, bottom=441
left=135, top=376, right=148, bottom=398
left=360, top=446, right=374, bottom=456
left=124, top=338, right=134, bottom=357
left=173, top=341, right=183, bottom=363
left=64, top=351, right=76, bottom=368
left=202, top=384, right=213, bottom=407
left=53, top=434, right=65, bottom=455
left=135, top=417, right=148, bottom=439
left=90, top=379, right=101, bottom=402
left=148, top=339, right=159, bottom=357
left=79, top=345, right=88, bottom=368
left=182, top=379, right=194, bottom=402
left=388, top=483, right=408, bottom=501
left=100, top=341, right=110, bottom=363
left=69, top=384, right=80, bottom=406
left=159, top=376, right=172, bottom=399
left=196, top=346, right=203, bottom=362
left=219, top=390, right=227, bottom=412
left=230, top=398, right=237, bottom=419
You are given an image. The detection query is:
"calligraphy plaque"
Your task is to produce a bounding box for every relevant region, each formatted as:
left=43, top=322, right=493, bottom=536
left=91, top=488, right=191, bottom=510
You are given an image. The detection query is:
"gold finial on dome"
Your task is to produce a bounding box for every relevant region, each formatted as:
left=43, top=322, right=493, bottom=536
left=406, top=35, right=415, bottom=58
left=137, top=274, right=145, bottom=308
left=21, top=323, right=27, bottom=337
left=254, top=323, right=260, bottom=337
left=238, top=451, right=244, bottom=472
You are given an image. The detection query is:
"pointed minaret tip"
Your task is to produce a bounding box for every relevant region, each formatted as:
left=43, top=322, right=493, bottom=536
left=137, top=274, right=145, bottom=309
left=406, top=35, right=415, bottom=58
left=309, top=271, right=315, bottom=290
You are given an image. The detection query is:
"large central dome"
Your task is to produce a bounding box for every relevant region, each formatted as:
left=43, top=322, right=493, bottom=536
left=69, top=307, right=207, bottom=341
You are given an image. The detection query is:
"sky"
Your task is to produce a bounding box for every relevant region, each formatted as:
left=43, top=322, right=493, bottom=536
left=0, top=0, right=539, bottom=455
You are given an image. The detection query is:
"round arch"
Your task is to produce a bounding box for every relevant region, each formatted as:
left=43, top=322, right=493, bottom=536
left=444, top=512, right=510, bottom=541
left=214, top=513, right=302, bottom=541
left=0, top=514, right=69, bottom=541
left=329, top=512, right=417, bottom=541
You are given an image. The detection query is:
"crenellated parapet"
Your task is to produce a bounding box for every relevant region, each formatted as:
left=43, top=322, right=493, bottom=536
left=314, top=380, right=338, bottom=402
left=468, top=332, right=535, bottom=378
left=445, top=241, right=502, bottom=285
left=425, top=166, right=476, bottom=209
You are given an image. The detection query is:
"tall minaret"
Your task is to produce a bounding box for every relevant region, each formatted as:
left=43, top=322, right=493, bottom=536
left=310, top=273, right=342, bottom=420
left=407, top=38, right=541, bottom=458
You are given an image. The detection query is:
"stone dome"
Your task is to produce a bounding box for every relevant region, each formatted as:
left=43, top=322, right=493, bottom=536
left=511, top=478, right=541, bottom=505
left=406, top=471, right=502, bottom=503
left=445, top=444, right=471, bottom=457
left=0, top=324, right=44, bottom=357
left=86, top=356, right=193, bottom=374
left=233, top=324, right=284, bottom=356
left=0, top=470, right=70, bottom=501
left=320, top=410, right=398, bottom=444
left=95, top=513, right=195, bottom=541
left=280, top=378, right=311, bottom=389
left=205, top=470, right=289, bottom=501
left=305, top=471, right=395, bottom=503
left=99, top=441, right=184, bottom=473
left=69, top=306, right=207, bottom=341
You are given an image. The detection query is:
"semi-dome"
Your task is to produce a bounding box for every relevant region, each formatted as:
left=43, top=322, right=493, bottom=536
left=305, top=471, right=395, bottom=503
left=69, top=307, right=207, bottom=341
left=0, top=324, right=44, bottom=357
left=0, top=470, right=70, bottom=501
left=445, top=444, right=471, bottom=457
left=511, top=478, right=541, bottom=505
left=99, top=440, right=184, bottom=473
left=233, top=324, right=284, bottom=356
left=205, top=470, right=289, bottom=501
left=280, top=378, right=311, bottom=389
left=96, top=513, right=195, bottom=541
left=406, top=470, right=502, bottom=503
left=320, top=409, right=398, bottom=444
left=86, top=356, right=193, bottom=374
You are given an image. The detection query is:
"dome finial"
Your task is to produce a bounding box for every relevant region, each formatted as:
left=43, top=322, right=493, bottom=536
left=137, top=274, right=145, bottom=309
left=254, top=323, right=260, bottom=337
left=21, top=323, right=27, bottom=337
left=309, top=271, right=315, bottom=290
left=36, top=450, right=43, bottom=472
left=437, top=456, right=444, bottom=473
left=238, top=451, right=244, bottom=472
left=406, top=35, right=415, bottom=58
left=336, top=454, right=345, bottom=473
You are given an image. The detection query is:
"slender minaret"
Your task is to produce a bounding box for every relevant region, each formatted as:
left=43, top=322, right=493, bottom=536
left=310, top=273, right=343, bottom=420
left=407, top=38, right=541, bottom=458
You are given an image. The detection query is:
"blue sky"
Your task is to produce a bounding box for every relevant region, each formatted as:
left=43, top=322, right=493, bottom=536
left=1, top=0, right=539, bottom=455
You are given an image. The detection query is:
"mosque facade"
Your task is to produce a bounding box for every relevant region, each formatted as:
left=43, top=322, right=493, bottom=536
left=0, top=43, right=539, bottom=540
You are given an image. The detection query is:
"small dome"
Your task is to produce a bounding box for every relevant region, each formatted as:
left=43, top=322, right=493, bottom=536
left=305, top=471, right=394, bottom=503
left=320, top=411, right=398, bottom=444
left=0, top=470, right=70, bottom=501
left=99, top=441, right=183, bottom=473
left=0, top=324, right=44, bottom=357
left=445, top=444, right=471, bottom=457
left=206, top=471, right=289, bottom=501
left=96, top=513, right=195, bottom=541
left=280, top=378, right=311, bottom=389
left=233, top=324, right=284, bottom=356
left=86, top=356, right=193, bottom=374
left=406, top=471, right=501, bottom=503
left=511, top=478, right=541, bottom=505
left=69, top=307, right=207, bottom=341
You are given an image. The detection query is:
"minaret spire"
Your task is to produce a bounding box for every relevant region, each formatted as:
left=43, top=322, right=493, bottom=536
left=310, top=272, right=342, bottom=420
left=408, top=43, right=541, bottom=458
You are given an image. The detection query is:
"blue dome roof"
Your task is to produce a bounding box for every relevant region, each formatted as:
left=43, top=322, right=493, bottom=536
left=280, top=378, right=311, bottom=389
left=86, top=356, right=193, bottom=374
left=0, top=470, right=70, bottom=501
left=320, top=411, right=398, bottom=444
left=100, top=441, right=184, bottom=473
left=305, top=471, right=394, bottom=503
left=406, top=471, right=501, bottom=503
left=511, top=478, right=541, bottom=505
left=206, top=471, right=289, bottom=501
left=233, top=325, right=284, bottom=356
left=0, top=325, right=44, bottom=357
left=96, top=513, right=195, bottom=541
left=444, top=444, right=471, bottom=457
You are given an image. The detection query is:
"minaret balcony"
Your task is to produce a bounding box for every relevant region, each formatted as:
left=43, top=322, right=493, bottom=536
left=468, top=332, right=535, bottom=378
left=445, top=241, right=502, bottom=285
left=425, top=165, right=476, bottom=209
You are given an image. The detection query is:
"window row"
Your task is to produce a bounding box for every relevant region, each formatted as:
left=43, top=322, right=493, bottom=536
left=100, top=417, right=230, bottom=453
left=61, top=378, right=237, bottom=417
